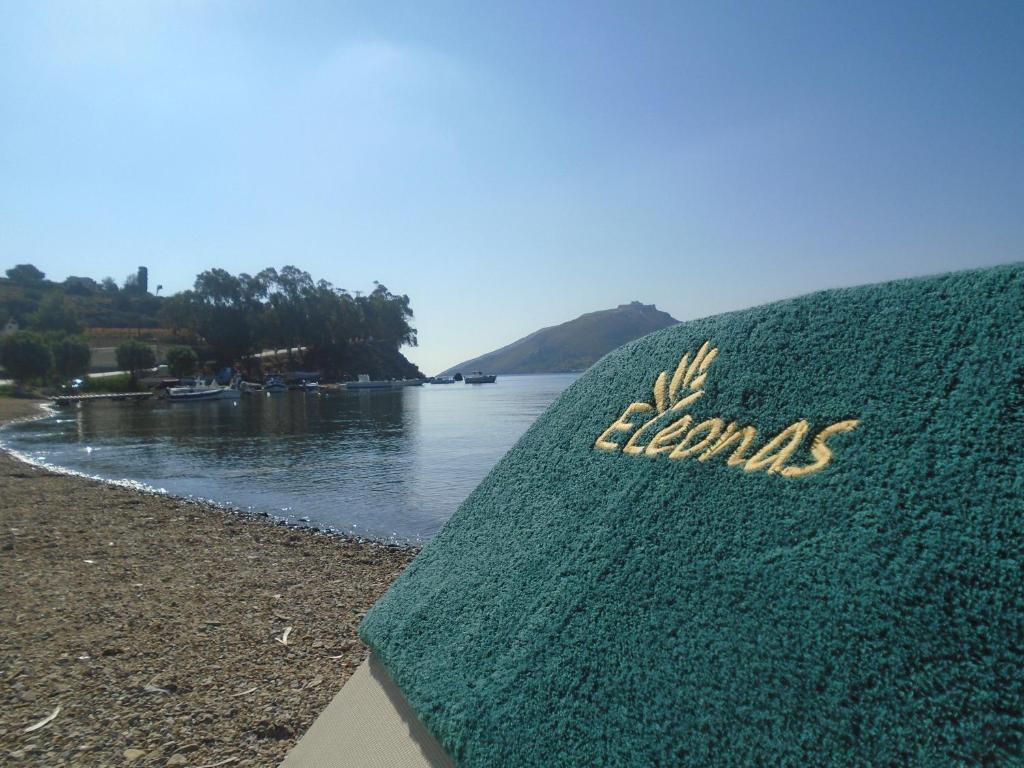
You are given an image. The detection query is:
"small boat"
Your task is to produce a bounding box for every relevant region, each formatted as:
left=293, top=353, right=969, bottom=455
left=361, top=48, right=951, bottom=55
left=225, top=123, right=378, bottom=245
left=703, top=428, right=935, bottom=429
left=464, top=371, right=497, bottom=384
left=344, top=374, right=423, bottom=390
left=263, top=376, right=288, bottom=393
left=166, top=381, right=241, bottom=402
left=239, top=381, right=263, bottom=394
left=430, top=376, right=455, bottom=385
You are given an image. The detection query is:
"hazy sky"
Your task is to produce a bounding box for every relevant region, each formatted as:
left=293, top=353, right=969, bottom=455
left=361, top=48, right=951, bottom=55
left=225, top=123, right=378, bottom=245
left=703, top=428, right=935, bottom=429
left=2, top=1, right=1021, bottom=374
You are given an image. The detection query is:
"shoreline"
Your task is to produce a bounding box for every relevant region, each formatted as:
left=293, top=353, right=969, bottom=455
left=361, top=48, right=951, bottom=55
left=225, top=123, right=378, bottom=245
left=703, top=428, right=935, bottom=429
left=0, top=397, right=418, bottom=767
left=0, top=400, right=421, bottom=549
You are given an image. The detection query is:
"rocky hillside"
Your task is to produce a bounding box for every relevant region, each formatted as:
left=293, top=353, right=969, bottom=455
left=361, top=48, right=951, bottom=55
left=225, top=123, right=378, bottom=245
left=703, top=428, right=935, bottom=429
left=440, top=302, right=678, bottom=376
left=342, top=341, right=424, bottom=380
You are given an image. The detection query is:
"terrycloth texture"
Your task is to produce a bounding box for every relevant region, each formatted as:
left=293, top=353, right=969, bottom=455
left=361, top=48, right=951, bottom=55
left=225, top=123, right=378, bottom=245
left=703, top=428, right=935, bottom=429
left=360, top=265, right=1024, bottom=767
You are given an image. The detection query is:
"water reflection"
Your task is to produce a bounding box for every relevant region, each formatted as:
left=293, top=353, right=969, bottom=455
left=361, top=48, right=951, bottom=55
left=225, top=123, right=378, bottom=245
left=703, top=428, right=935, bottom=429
left=3, top=374, right=577, bottom=543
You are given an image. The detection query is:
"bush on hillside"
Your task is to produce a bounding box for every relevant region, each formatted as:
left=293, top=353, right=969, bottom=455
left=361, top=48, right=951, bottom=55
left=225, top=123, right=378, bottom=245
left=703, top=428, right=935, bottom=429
left=115, top=340, right=156, bottom=385
left=29, top=293, right=83, bottom=335
left=5, top=264, right=45, bottom=284
left=51, top=336, right=92, bottom=381
left=0, top=331, right=53, bottom=384
left=166, top=346, right=198, bottom=378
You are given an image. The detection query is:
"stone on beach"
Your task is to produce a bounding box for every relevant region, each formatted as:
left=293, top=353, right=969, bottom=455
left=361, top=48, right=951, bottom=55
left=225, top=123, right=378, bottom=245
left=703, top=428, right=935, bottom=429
left=0, top=394, right=416, bottom=767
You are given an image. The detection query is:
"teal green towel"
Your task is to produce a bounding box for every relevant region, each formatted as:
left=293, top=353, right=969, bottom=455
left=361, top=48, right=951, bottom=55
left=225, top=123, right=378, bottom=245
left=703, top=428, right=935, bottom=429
left=361, top=264, right=1023, bottom=766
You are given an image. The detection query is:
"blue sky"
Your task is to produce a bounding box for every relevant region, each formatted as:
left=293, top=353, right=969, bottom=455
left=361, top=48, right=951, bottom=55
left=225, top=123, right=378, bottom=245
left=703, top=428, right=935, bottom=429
left=1, top=1, right=1021, bottom=374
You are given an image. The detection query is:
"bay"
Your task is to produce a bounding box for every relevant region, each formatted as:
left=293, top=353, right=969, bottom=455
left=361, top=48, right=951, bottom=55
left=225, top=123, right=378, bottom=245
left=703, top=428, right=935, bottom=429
left=1, top=373, right=578, bottom=544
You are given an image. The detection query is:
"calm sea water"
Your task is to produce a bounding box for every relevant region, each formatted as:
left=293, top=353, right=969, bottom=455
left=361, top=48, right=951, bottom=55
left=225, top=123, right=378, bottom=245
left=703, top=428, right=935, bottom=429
left=1, top=374, right=578, bottom=544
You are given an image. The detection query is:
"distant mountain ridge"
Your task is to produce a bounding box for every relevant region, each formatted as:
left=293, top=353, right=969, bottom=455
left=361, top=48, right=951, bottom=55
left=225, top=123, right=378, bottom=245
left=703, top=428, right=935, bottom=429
left=439, top=302, right=679, bottom=376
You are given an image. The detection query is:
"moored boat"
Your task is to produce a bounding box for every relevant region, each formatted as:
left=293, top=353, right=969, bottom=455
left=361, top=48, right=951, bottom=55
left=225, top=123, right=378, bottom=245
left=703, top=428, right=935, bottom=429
left=166, top=381, right=241, bottom=402
left=464, top=371, right=497, bottom=384
left=344, top=374, right=423, bottom=390
left=263, top=376, right=287, bottom=393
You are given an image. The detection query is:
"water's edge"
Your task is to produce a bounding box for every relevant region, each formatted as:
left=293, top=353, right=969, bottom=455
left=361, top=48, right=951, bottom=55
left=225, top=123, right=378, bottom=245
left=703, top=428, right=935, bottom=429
left=0, top=401, right=419, bottom=552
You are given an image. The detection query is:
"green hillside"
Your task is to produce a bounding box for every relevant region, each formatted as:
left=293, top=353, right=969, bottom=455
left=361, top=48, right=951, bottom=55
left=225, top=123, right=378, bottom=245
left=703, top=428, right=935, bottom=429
left=439, top=301, right=678, bottom=376
left=0, top=263, right=423, bottom=381
left=0, top=272, right=163, bottom=330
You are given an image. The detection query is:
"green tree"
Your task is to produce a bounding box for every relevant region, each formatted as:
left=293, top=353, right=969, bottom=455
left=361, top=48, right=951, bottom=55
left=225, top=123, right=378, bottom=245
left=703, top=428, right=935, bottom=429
left=158, top=293, right=195, bottom=337
left=5, top=264, right=45, bottom=284
left=51, top=336, right=91, bottom=381
left=189, top=268, right=271, bottom=368
left=28, top=293, right=83, bottom=335
left=299, top=282, right=359, bottom=373
left=0, top=331, right=53, bottom=384
left=116, top=340, right=156, bottom=386
left=165, top=346, right=198, bottom=378
left=153, top=265, right=419, bottom=379
left=0, top=290, right=33, bottom=325
left=123, top=271, right=145, bottom=294
left=265, top=266, right=314, bottom=360
left=358, top=282, right=417, bottom=348
left=63, top=276, right=98, bottom=296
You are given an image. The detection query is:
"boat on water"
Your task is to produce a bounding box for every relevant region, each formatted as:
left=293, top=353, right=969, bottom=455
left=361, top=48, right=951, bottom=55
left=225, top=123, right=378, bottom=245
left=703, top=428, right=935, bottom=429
left=344, top=374, right=423, bottom=390
left=464, top=371, right=497, bottom=384
left=430, top=376, right=456, bottom=384
left=263, top=375, right=288, bottom=393
left=166, top=380, right=241, bottom=402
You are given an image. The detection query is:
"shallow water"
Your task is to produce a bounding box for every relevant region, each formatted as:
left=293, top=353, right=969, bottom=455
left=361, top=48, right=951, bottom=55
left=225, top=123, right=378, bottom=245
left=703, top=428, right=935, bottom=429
left=1, top=374, right=577, bottom=544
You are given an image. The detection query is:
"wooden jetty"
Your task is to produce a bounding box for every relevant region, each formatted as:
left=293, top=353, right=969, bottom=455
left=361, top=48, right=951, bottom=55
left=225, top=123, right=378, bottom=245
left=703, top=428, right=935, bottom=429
left=51, top=392, right=153, bottom=406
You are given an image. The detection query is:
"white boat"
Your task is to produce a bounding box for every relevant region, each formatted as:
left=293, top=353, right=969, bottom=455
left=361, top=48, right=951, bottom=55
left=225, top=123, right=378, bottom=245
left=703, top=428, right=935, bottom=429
left=464, top=371, right=497, bottom=384
left=166, top=382, right=241, bottom=402
left=430, top=376, right=456, bottom=384
left=344, top=374, right=423, bottom=390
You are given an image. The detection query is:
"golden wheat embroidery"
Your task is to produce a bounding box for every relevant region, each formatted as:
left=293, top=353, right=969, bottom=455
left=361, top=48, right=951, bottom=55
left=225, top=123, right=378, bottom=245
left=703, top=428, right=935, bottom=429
left=651, top=340, right=719, bottom=414
left=595, top=340, right=858, bottom=477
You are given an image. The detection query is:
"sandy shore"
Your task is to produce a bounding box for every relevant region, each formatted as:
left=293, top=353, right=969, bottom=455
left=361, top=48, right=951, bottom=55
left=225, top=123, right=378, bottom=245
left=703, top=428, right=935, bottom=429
left=0, top=397, right=417, bottom=767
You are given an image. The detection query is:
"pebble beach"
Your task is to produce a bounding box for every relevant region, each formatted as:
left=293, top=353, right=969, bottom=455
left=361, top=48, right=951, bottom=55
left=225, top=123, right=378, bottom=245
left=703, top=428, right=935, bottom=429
left=0, top=398, right=417, bottom=767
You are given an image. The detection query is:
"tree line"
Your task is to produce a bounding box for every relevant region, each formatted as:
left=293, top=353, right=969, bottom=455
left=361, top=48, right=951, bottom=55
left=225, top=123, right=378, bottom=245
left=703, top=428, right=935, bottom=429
left=159, top=267, right=417, bottom=376
left=0, top=263, right=419, bottom=386
left=0, top=287, right=92, bottom=386
left=1, top=264, right=161, bottom=330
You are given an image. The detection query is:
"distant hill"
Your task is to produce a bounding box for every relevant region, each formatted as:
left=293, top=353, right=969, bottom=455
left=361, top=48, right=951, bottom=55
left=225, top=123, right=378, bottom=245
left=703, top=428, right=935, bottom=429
left=439, top=302, right=679, bottom=376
